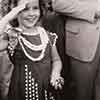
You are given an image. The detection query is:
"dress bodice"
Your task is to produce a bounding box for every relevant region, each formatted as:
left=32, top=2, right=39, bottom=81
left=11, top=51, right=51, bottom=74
left=7, top=26, right=57, bottom=63
left=11, top=34, right=52, bottom=66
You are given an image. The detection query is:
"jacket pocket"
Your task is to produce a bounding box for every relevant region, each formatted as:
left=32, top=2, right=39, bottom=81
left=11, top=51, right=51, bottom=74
left=65, top=19, right=83, bottom=35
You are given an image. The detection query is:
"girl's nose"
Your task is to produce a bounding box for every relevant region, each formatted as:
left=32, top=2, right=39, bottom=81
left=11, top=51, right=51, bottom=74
left=29, top=9, right=34, bottom=15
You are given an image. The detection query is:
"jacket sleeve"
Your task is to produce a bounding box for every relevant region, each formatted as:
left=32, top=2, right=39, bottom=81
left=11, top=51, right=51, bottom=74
left=52, top=0, right=97, bottom=22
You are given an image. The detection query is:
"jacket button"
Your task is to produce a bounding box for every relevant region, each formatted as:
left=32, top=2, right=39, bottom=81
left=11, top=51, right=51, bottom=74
left=96, top=26, right=99, bottom=30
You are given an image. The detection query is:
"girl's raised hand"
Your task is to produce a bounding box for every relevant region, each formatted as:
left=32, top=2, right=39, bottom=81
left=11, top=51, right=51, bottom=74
left=13, top=0, right=29, bottom=12
left=4, top=0, right=29, bottom=21
left=0, top=0, right=29, bottom=35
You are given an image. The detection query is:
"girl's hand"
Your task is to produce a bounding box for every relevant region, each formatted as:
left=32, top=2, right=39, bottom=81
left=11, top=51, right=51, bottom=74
left=4, top=1, right=29, bottom=21
left=50, top=72, right=64, bottom=90
left=13, top=0, right=29, bottom=12
left=0, top=1, right=29, bottom=35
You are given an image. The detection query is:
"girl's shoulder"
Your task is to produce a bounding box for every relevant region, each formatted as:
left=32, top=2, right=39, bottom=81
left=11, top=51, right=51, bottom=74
left=38, top=26, right=58, bottom=46
left=47, top=31, right=58, bottom=46
left=37, top=26, right=58, bottom=46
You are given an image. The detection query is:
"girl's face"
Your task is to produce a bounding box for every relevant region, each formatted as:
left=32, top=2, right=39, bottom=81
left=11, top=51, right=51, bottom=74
left=18, top=0, right=40, bottom=29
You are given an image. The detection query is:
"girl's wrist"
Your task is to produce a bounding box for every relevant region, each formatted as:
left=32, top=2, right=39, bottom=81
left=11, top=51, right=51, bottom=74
left=52, top=60, right=62, bottom=74
left=51, top=69, right=61, bottom=77
left=2, top=15, right=11, bottom=23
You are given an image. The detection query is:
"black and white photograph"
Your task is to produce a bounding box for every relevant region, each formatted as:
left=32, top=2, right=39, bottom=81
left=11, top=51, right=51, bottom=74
left=0, top=0, right=100, bottom=100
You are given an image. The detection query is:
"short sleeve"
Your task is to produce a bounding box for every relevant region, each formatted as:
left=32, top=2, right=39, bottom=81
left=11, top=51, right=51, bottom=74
left=6, top=27, right=19, bottom=56
left=48, top=32, right=58, bottom=46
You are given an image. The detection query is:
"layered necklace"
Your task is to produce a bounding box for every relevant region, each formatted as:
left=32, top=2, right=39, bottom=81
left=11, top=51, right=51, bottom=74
left=16, top=26, right=49, bottom=61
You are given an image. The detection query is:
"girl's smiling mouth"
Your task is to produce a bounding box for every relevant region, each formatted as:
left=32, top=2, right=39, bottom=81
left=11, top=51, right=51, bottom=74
left=24, top=16, right=37, bottom=22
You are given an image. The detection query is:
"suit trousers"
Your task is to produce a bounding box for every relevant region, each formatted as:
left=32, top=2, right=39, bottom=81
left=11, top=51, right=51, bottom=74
left=70, top=37, right=100, bottom=100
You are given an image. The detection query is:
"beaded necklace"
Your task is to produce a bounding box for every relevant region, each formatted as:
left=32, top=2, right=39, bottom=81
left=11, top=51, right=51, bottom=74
left=15, top=27, right=49, bottom=61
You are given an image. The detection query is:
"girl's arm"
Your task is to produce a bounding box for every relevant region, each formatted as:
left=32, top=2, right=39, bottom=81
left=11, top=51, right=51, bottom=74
left=0, top=0, right=29, bottom=35
left=51, top=46, right=62, bottom=76
left=50, top=45, right=64, bottom=89
left=0, top=1, right=29, bottom=51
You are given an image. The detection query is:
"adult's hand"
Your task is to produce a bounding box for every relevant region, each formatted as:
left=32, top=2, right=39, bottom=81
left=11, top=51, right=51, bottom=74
left=95, top=2, right=100, bottom=18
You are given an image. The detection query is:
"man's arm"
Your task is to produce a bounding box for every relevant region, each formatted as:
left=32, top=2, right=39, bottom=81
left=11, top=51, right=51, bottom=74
left=52, top=0, right=98, bottom=22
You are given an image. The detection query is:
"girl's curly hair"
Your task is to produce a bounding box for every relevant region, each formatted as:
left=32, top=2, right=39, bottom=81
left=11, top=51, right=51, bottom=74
left=0, top=0, right=53, bottom=27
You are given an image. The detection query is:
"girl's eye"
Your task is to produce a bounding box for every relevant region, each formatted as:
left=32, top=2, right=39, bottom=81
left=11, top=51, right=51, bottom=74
left=23, top=6, right=39, bottom=11
left=33, top=6, right=39, bottom=10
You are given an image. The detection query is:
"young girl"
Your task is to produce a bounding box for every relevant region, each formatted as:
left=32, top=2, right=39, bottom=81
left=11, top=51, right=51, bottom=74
left=0, top=0, right=64, bottom=100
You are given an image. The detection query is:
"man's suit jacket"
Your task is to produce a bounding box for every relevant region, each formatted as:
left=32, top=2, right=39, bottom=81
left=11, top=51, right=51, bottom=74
left=53, top=0, right=100, bottom=62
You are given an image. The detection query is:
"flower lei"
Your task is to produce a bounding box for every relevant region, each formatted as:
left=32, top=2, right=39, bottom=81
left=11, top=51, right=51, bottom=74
left=8, top=26, right=49, bottom=61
